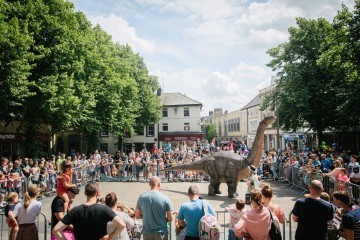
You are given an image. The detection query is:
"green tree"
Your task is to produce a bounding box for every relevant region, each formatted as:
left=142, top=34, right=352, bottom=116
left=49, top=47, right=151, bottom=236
left=265, top=18, right=341, bottom=143
left=0, top=0, right=35, bottom=123
left=205, top=123, right=217, bottom=143
left=0, top=0, right=161, bottom=156
left=319, top=2, right=360, bottom=126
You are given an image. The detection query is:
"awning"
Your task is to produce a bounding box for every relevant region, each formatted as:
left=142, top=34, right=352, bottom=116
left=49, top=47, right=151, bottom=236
left=158, top=132, right=204, bottom=141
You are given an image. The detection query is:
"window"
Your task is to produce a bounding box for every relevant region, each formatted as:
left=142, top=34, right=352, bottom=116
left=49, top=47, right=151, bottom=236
left=100, top=130, right=109, bottom=137
left=100, top=143, right=108, bottom=153
left=184, top=107, right=190, bottom=117
left=162, top=108, right=168, bottom=117
left=184, top=123, right=190, bottom=131
left=147, top=124, right=155, bottom=137
left=124, top=130, right=131, bottom=138
left=135, top=125, right=144, bottom=136
left=162, top=123, right=168, bottom=131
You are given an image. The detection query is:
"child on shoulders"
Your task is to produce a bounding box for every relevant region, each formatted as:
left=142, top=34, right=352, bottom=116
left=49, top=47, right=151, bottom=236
left=56, top=161, right=77, bottom=212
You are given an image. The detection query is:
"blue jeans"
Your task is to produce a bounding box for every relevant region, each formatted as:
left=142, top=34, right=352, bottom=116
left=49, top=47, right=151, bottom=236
left=135, top=166, right=142, bottom=181
left=228, top=229, right=242, bottom=240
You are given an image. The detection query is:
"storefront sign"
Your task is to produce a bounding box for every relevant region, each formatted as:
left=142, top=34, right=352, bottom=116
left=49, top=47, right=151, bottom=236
left=0, top=134, right=16, bottom=141
left=159, top=133, right=204, bottom=141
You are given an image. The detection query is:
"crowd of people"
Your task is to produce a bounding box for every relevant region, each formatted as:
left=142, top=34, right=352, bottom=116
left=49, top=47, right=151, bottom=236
left=1, top=140, right=360, bottom=240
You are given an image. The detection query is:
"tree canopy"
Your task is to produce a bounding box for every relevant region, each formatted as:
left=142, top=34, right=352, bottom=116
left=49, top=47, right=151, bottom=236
left=0, top=0, right=161, bottom=155
left=205, top=123, right=217, bottom=143
left=263, top=0, right=360, bottom=143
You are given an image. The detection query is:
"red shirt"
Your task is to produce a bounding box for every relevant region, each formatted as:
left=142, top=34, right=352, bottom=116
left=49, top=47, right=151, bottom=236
left=56, top=172, right=72, bottom=195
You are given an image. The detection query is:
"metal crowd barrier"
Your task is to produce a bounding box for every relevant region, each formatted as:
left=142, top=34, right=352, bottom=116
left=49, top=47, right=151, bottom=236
left=0, top=212, right=50, bottom=240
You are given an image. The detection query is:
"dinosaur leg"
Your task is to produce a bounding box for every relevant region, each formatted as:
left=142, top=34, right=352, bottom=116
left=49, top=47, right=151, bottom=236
left=208, top=178, right=221, bottom=196
left=227, top=181, right=239, bottom=198
left=206, top=164, right=221, bottom=195
left=214, top=182, right=221, bottom=194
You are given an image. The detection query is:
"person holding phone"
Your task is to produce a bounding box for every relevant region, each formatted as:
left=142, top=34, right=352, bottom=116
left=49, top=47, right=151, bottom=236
left=233, top=190, right=271, bottom=240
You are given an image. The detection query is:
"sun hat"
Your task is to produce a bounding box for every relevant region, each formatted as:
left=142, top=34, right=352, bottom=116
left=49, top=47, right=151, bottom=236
left=248, top=165, right=257, bottom=173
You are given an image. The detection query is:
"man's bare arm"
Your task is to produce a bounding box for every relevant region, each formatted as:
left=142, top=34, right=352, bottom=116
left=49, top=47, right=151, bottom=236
left=135, top=209, right=142, bottom=219
left=166, top=210, right=173, bottom=222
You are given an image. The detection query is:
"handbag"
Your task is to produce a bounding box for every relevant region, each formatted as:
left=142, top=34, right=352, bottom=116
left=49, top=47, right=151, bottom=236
left=267, top=208, right=282, bottom=240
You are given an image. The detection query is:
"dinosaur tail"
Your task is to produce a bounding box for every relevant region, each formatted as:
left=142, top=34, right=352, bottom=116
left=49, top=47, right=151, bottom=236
left=161, top=159, right=206, bottom=172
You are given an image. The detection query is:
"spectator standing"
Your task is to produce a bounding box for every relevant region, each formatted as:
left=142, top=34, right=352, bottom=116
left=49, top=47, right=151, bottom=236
left=56, top=154, right=66, bottom=172
left=225, top=199, right=246, bottom=240
left=50, top=187, right=80, bottom=240
left=333, top=190, right=360, bottom=239
left=20, top=158, right=31, bottom=179
left=5, top=192, right=19, bottom=240
left=347, top=155, right=359, bottom=176
left=177, top=185, right=216, bottom=240
left=135, top=176, right=173, bottom=240
left=247, top=165, right=259, bottom=193
left=261, top=183, right=285, bottom=224
left=321, top=154, right=333, bottom=173
left=105, top=192, right=134, bottom=240
left=292, top=180, right=334, bottom=240
left=13, top=184, right=42, bottom=240
left=233, top=190, right=271, bottom=240
left=52, top=182, right=125, bottom=240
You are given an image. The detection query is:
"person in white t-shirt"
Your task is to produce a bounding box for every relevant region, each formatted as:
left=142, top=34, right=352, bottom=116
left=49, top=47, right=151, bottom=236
left=105, top=192, right=134, bottom=240
left=350, top=166, right=360, bottom=185
left=347, top=155, right=359, bottom=176
left=94, top=150, right=101, bottom=165
left=225, top=199, right=246, bottom=240
left=13, top=184, right=42, bottom=240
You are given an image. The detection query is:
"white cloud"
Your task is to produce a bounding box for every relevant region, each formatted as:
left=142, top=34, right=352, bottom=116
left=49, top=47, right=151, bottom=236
left=72, top=0, right=355, bottom=116
left=248, top=28, right=289, bottom=47
left=236, top=1, right=303, bottom=27
left=88, top=14, right=155, bottom=54
left=185, top=20, right=239, bottom=45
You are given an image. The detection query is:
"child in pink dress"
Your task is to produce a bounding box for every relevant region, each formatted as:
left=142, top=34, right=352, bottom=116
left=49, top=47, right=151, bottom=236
left=337, top=168, right=349, bottom=191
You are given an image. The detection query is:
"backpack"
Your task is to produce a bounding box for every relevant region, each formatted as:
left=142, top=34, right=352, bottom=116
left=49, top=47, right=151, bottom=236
left=199, top=200, right=220, bottom=240
left=267, top=208, right=282, bottom=240
left=128, top=219, right=143, bottom=240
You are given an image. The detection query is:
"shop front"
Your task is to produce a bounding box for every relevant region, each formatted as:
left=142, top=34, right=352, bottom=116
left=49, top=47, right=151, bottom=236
left=158, top=131, right=204, bottom=149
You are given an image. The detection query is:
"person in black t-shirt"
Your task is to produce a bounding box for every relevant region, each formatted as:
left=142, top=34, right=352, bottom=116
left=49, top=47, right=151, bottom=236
left=50, top=187, right=80, bottom=239
left=292, top=180, right=334, bottom=240
left=52, top=182, right=125, bottom=240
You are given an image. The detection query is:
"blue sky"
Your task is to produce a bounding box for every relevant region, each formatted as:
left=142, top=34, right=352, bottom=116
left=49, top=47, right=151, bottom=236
left=70, top=0, right=354, bottom=116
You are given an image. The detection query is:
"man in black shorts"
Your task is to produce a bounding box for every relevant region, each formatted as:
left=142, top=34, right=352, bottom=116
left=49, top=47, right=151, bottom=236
left=51, top=187, right=80, bottom=239
left=52, top=183, right=125, bottom=240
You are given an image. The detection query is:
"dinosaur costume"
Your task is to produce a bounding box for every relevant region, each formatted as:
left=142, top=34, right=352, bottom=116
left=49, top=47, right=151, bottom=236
left=162, top=116, right=275, bottom=198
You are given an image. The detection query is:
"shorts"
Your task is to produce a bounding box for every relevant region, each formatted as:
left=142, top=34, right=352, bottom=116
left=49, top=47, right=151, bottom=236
left=51, top=230, right=75, bottom=240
